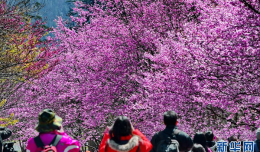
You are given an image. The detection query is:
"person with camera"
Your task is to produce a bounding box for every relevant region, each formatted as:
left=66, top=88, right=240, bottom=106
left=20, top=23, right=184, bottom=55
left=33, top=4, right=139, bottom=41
left=0, top=126, right=12, bottom=152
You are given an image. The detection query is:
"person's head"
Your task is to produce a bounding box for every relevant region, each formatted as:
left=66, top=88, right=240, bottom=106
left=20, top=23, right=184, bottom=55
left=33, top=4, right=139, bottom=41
left=163, top=111, right=178, bottom=126
left=193, top=132, right=208, bottom=152
left=256, top=128, right=260, bottom=140
left=109, top=116, right=133, bottom=142
left=228, top=135, right=238, bottom=143
left=205, top=131, right=214, bottom=141
left=35, top=109, right=62, bottom=133
left=192, top=144, right=206, bottom=152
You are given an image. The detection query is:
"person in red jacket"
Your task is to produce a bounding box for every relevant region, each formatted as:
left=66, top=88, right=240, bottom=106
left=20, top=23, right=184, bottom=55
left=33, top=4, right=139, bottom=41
left=99, top=116, right=152, bottom=152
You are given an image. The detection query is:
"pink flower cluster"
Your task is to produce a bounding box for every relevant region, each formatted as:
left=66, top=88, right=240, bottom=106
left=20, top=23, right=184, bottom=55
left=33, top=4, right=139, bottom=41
left=4, top=0, right=260, bottom=146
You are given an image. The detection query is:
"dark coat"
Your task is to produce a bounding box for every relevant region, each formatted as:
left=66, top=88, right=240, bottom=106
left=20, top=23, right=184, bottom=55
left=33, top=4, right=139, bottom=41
left=0, top=127, right=12, bottom=152
left=150, top=125, right=193, bottom=152
left=206, top=141, right=217, bottom=152
left=254, top=139, right=260, bottom=152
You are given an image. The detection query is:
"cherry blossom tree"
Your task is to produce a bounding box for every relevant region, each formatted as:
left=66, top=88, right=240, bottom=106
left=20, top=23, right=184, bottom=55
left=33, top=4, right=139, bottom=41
left=0, top=0, right=57, bottom=146
left=7, top=0, right=260, bottom=147
left=0, top=0, right=56, bottom=102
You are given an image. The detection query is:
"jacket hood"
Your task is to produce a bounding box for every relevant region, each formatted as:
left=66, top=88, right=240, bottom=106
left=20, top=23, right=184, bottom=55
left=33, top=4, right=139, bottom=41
left=107, top=135, right=139, bottom=152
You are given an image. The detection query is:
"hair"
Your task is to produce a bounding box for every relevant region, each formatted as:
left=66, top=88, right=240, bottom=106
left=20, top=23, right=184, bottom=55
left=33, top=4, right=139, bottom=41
left=205, top=131, right=214, bottom=141
left=228, top=135, right=238, bottom=143
left=192, top=144, right=206, bottom=152
left=109, top=116, right=133, bottom=143
left=163, top=111, right=178, bottom=126
left=193, top=132, right=209, bottom=152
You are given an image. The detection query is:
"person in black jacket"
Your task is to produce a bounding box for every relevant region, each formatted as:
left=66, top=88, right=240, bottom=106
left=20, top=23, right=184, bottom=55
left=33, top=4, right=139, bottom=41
left=205, top=131, right=217, bottom=152
left=254, top=128, right=260, bottom=152
left=193, top=132, right=209, bottom=152
left=150, top=111, right=193, bottom=152
left=0, top=126, right=12, bottom=152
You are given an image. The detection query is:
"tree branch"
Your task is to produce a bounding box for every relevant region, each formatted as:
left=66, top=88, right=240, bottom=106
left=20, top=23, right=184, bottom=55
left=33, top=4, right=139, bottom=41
left=239, top=0, right=260, bottom=15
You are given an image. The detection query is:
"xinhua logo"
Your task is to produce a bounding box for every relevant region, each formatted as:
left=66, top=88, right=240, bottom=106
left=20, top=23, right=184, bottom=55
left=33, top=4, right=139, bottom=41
left=217, top=141, right=254, bottom=152
left=217, top=141, right=228, bottom=152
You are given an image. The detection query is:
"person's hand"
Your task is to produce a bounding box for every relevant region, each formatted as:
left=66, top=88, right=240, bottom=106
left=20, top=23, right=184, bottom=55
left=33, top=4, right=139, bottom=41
left=104, top=126, right=110, bottom=133
left=130, top=122, right=135, bottom=131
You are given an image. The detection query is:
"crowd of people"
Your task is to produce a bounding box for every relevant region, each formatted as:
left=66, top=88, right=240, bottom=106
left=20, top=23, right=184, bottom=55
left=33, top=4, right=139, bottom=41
left=3, top=109, right=256, bottom=152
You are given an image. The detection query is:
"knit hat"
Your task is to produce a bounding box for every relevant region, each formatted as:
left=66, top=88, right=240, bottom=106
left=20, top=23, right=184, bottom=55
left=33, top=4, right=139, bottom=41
left=35, top=109, right=62, bottom=133
left=256, top=128, right=260, bottom=140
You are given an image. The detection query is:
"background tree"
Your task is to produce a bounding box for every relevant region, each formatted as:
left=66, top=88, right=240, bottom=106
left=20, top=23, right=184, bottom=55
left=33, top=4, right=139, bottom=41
left=6, top=0, right=260, bottom=147
left=0, top=0, right=57, bottom=146
left=8, top=0, right=200, bottom=145
left=65, top=0, right=94, bottom=29
left=141, top=0, right=260, bottom=139
left=0, top=0, right=56, bottom=102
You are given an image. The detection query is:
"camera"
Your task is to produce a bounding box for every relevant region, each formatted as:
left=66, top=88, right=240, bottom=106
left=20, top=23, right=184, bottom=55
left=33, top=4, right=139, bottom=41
left=3, top=142, right=17, bottom=152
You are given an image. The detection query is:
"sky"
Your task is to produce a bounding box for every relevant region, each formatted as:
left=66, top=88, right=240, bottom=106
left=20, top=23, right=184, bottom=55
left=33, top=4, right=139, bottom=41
left=34, top=0, right=74, bottom=28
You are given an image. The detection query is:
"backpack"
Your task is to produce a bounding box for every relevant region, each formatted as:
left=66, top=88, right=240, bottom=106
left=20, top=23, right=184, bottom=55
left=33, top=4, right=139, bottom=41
left=34, top=135, right=62, bottom=152
left=156, top=129, right=181, bottom=152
